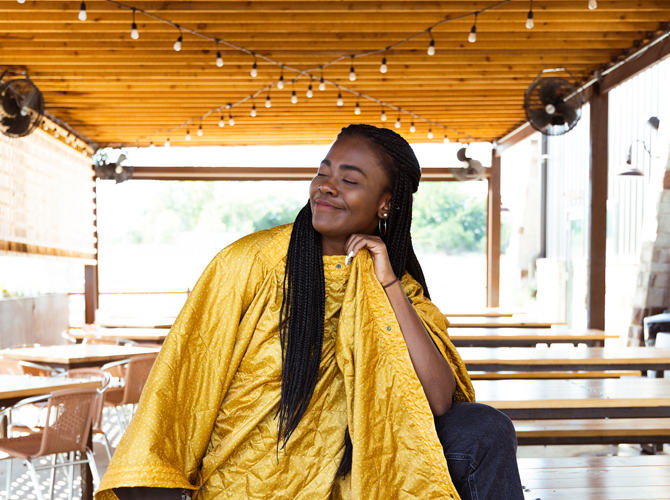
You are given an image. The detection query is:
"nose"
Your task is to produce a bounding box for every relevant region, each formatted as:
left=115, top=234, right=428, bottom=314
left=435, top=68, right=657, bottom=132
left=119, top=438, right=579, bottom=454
left=318, top=178, right=337, bottom=196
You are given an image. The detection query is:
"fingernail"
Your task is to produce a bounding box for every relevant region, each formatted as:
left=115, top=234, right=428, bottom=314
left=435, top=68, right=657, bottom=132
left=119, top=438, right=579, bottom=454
left=346, top=251, right=354, bottom=264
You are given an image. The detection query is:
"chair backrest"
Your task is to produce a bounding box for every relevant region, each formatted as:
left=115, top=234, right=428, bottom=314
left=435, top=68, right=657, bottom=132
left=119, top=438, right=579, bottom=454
left=0, top=357, right=23, bottom=375
left=37, top=387, right=98, bottom=457
left=120, top=354, right=157, bottom=405
left=65, top=368, right=112, bottom=432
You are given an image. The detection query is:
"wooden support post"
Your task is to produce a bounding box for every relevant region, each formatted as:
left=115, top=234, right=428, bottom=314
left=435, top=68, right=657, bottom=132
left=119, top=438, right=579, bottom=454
left=587, top=87, right=608, bottom=330
left=488, top=150, right=502, bottom=308
left=84, top=265, right=97, bottom=324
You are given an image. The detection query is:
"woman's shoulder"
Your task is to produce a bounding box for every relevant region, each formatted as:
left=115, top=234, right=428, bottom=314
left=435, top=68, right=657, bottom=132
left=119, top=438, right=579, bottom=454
left=213, top=223, right=293, bottom=268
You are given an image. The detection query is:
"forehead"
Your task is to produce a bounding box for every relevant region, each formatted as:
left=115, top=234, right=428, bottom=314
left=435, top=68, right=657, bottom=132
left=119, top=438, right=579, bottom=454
left=324, top=135, right=386, bottom=172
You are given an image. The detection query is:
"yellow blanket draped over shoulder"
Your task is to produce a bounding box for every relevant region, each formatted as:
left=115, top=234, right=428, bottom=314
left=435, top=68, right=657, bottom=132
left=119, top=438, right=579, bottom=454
left=96, top=224, right=475, bottom=500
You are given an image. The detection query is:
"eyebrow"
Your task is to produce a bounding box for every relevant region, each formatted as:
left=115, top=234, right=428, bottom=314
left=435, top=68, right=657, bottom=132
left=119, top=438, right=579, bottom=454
left=320, top=159, right=367, bottom=177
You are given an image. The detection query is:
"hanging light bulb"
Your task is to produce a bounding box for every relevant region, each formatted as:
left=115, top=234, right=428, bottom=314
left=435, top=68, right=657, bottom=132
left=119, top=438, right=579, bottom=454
left=42, top=121, right=49, bottom=130
left=380, top=56, right=388, bottom=74
left=443, top=134, right=450, bottom=144
left=306, top=83, right=313, bottom=98
left=291, top=89, right=298, bottom=104
left=395, top=115, right=401, bottom=129
left=319, top=70, right=326, bottom=91
left=265, top=93, right=272, bottom=108
left=78, top=1, right=87, bottom=21
left=588, top=0, right=597, bottom=9
left=427, top=30, right=436, bottom=56
left=469, top=14, right=478, bottom=43
left=54, top=129, right=59, bottom=138
left=277, top=68, right=284, bottom=89
left=173, top=27, right=183, bottom=51
left=197, top=123, right=203, bottom=136
left=337, top=93, right=343, bottom=106
left=81, top=148, right=87, bottom=156
left=219, top=114, right=225, bottom=127
left=165, top=137, right=171, bottom=147
left=17, top=0, right=26, bottom=4
left=228, top=113, right=235, bottom=126
left=185, top=129, right=191, bottom=141
left=410, top=122, right=416, bottom=133
left=381, top=109, right=387, bottom=122
left=250, top=104, right=257, bottom=117
left=349, top=57, right=356, bottom=82
left=215, top=41, right=223, bottom=67
left=250, top=58, right=258, bottom=78
left=65, top=133, right=71, bottom=144
left=354, top=102, right=361, bottom=115
left=149, top=141, right=155, bottom=148
left=130, top=8, right=139, bottom=39
left=526, top=0, right=534, bottom=29
left=427, top=129, right=434, bottom=139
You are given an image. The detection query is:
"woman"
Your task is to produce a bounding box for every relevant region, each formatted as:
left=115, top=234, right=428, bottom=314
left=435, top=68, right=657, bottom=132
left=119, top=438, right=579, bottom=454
left=97, top=124, right=524, bottom=500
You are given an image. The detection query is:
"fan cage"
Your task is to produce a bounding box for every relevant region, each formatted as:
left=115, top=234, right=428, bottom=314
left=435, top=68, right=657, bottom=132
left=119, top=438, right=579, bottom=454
left=524, top=76, right=583, bottom=136
left=0, top=78, right=45, bottom=138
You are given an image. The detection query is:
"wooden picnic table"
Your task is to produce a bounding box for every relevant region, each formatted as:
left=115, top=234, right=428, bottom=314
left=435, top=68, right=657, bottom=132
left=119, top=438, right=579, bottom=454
left=96, top=317, right=174, bottom=329
left=441, top=309, right=519, bottom=318
left=459, top=347, right=670, bottom=373
left=473, top=378, right=670, bottom=419
left=69, top=327, right=170, bottom=344
left=448, top=327, right=617, bottom=348
left=447, top=317, right=565, bottom=328
left=0, top=344, right=161, bottom=370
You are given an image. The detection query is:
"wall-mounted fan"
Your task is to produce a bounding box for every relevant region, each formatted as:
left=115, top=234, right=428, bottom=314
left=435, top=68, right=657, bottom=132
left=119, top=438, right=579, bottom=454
left=0, top=71, right=45, bottom=138
left=524, top=68, right=583, bottom=136
left=94, top=152, right=133, bottom=183
left=450, top=147, right=486, bottom=181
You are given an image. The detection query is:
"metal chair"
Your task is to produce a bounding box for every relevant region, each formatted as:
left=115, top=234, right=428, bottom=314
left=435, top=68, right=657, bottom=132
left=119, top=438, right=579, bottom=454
left=102, top=353, right=157, bottom=432
left=0, top=387, right=100, bottom=500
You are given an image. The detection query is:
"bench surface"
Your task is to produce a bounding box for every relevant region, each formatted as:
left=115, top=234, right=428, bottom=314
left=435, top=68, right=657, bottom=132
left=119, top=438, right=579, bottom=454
left=518, top=455, right=670, bottom=499
left=449, top=327, right=616, bottom=347
left=446, top=317, right=564, bottom=328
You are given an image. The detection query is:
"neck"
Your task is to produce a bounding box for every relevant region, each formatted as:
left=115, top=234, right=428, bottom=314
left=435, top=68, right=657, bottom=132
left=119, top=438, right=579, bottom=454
left=321, top=236, right=347, bottom=256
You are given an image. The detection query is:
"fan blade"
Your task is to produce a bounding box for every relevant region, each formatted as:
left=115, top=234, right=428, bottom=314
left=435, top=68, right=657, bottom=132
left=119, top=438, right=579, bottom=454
left=117, top=153, right=127, bottom=165
left=528, top=109, right=551, bottom=131
left=456, top=147, right=469, bottom=162
left=538, top=81, right=564, bottom=105
left=554, top=102, right=578, bottom=126
left=2, top=88, right=21, bottom=116
left=4, top=114, right=32, bottom=135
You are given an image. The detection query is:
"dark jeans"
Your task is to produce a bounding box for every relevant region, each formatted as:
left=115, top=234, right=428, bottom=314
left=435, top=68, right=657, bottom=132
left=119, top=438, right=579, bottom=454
left=116, top=402, right=524, bottom=500
left=435, top=402, right=525, bottom=500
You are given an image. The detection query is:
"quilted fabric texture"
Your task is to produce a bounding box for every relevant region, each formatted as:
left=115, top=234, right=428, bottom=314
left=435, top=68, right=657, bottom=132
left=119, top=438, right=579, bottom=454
left=96, top=224, right=475, bottom=500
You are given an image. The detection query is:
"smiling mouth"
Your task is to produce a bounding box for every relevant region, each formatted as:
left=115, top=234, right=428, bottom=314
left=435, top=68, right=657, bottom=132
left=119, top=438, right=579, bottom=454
left=314, top=200, right=341, bottom=210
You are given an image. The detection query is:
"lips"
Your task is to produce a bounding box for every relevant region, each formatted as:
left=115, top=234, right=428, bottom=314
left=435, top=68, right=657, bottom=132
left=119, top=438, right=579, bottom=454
left=314, top=198, right=342, bottom=210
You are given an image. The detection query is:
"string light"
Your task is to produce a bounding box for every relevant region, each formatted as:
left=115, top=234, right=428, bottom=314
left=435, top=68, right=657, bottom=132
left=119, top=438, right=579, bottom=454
left=17, top=0, right=25, bottom=4
left=185, top=129, right=191, bottom=141
left=197, top=122, right=203, bottom=136
left=306, top=81, right=313, bottom=98
left=349, top=56, right=356, bottom=82
left=228, top=113, right=235, bottom=126
left=427, top=29, right=436, bottom=55
left=219, top=114, right=225, bottom=127
left=277, top=67, right=284, bottom=89
left=444, top=133, right=450, bottom=143
left=265, top=93, right=272, bottom=108
left=319, top=69, right=326, bottom=91
left=381, top=108, right=387, bottom=122
left=427, top=129, right=434, bottom=139
left=588, top=0, right=597, bottom=9
left=149, top=141, right=155, bottom=147
left=410, top=122, right=416, bottom=133
left=215, top=40, right=224, bottom=67
left=42, top=120, right=49, bottom=130
left=78, top=1, right=87, bottom=21
left=54, top=129, right=59, bottom=138
left=354, top=101, right=361, bottom=115
left=469, top=13, right=478, bottom=43
left=395, top=114, right=401, bottom=128
left=65, top=133, right=72, bottom=144
left=130, top=8, right=139, bottom=40
left=337, top=93, right=343, bottom=106
left=81, top=148, right=88, bottom=156
left=291, top=87, right=298, bottom=104
left=173, top=26, right=183, bottom=52
left=380, top=56, right=388, bottom=74
left=526, top=0, right=534, bottom=29
left=164, top=137, right=170, bottom=147
left=250, top=102, right=257, bottom=117
left=250, top=56, right=258, bottom=77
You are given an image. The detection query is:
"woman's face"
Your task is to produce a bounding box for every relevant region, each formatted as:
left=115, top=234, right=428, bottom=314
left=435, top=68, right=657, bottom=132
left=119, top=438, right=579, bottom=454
left=309, top=135, right=392, bottom=251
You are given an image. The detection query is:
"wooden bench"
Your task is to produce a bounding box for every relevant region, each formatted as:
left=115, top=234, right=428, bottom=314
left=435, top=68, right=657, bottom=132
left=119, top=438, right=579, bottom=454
left=469, top=370, right=642, bottom=380
left=449, top=327, right=617, bottom=348
left=514, top=418, right=670, bottom=446
left=447, top=317, right=565, bottom=328
left=518, top=455, right=670, bottom=499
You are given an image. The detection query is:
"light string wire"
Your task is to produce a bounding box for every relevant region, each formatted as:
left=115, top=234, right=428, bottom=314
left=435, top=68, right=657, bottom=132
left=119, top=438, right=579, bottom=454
left=100, top=0, right=528, bottom=145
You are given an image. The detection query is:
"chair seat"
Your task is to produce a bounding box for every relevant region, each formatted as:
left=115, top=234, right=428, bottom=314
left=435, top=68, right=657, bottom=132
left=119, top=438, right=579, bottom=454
left=0, top=432, right=44, bottom=460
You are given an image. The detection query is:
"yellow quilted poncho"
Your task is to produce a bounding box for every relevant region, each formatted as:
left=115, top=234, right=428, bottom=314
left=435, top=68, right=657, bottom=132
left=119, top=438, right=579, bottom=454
left=96, top=224, right=475, bottom=500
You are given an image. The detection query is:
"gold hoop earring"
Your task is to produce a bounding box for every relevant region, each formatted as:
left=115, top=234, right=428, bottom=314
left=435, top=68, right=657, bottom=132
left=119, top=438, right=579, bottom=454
left=379, top=215, right=388, bottom=236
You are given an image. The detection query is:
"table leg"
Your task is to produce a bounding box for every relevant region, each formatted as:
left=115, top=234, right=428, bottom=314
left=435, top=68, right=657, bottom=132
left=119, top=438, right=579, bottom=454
left=81, top=424, right=94, bottom=500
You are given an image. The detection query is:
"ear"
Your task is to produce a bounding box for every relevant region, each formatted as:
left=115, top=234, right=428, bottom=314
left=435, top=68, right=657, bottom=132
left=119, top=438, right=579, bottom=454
left=377, top=192, right=392, bottom=219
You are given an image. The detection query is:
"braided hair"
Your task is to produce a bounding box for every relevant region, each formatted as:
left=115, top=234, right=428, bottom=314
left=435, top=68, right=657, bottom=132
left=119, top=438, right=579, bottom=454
left=278, top=124, right=430, bottom=476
